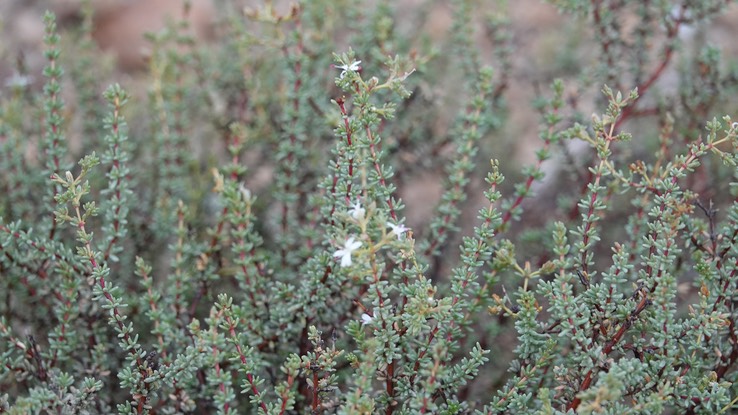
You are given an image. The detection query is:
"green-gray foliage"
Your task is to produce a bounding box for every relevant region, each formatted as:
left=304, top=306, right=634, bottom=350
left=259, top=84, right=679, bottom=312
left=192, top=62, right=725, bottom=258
left=2, top=1, right=738, bottom=413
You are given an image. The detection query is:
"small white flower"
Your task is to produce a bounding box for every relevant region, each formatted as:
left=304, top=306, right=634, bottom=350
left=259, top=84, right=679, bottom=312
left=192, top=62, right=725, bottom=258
left=348, top=199, right=365, bottom=220
left=361, top=309, right=378, bottom=325
left=386, top=222, right=409, bottom=240
left=361, top=313, right=373, bottom=325
left=238, top=183, right=252, bottom=201
left=333, top=237, right=362, bottom=267
left=732, top=122, right=738, bottom=130
left=335, top=60, right=361, bottom=79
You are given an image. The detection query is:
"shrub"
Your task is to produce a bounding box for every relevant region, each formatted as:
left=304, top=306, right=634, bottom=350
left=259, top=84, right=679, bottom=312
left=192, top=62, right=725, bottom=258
left=2, top=1, right=738, bottom=414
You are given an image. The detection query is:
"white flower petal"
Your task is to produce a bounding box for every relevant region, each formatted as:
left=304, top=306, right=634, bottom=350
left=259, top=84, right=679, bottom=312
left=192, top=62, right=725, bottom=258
left=238, top=184, right=251, bottom=201
left=349, top=200, right=365, bottom=220
left=334, top=237, right=361, bottom=267
left=346, top=239, right=362, bottom=250
left=387, top=222, right=409, bottom=240
left=336, top=60, right=361, bottom=79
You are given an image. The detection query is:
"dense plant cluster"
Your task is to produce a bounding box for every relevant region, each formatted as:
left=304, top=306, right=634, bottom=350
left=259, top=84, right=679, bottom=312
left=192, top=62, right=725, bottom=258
left=2, top=0, right=738, bottom=413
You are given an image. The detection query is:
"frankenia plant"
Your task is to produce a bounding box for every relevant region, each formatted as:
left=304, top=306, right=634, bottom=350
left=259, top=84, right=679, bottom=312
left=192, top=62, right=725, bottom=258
left=2, top=1, right=738, bottom=414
